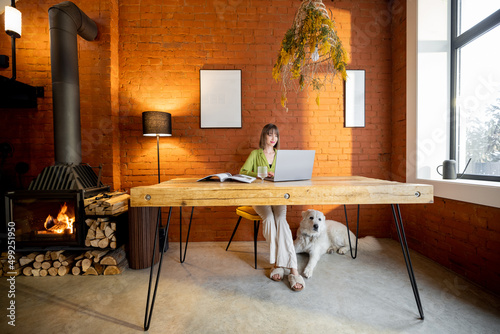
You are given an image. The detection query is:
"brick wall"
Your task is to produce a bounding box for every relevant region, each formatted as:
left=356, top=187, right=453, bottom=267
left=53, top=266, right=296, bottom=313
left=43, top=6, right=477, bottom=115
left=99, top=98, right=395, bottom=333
left=390, top=0, right=500, bottom=295
left=118, top=0, right=396, bottom=242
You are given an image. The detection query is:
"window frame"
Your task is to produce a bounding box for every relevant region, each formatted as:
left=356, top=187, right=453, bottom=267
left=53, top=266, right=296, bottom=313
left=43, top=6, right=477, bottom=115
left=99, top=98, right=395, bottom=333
left=450, top=1, right=500, bottom=182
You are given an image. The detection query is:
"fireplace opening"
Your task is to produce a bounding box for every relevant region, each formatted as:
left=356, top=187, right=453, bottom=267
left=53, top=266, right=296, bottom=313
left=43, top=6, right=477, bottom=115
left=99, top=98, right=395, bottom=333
left=5, top=190, right=86, bottom=248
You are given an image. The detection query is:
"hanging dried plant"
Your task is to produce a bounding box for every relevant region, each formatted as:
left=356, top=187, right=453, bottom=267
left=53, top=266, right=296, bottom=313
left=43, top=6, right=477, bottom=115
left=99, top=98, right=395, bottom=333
left=272, top=0, right=348, bottom=109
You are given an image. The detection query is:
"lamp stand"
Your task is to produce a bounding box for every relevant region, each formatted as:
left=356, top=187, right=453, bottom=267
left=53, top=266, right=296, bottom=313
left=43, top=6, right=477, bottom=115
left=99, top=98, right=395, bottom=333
left=156, top=134, right=168, bottom=253
left=11, top=35, right=16, bottom=80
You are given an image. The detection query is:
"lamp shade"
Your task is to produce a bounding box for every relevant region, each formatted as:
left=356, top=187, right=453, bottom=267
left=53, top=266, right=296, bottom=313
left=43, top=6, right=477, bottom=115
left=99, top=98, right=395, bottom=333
left=5, top=6, right=22, bottom=38
left=142, top=111, right=172, bottom=137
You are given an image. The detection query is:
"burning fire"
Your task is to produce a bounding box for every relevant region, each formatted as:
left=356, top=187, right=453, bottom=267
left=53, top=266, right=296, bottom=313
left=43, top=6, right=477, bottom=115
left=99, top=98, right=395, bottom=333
left=44, top=202, right=75, bottom=234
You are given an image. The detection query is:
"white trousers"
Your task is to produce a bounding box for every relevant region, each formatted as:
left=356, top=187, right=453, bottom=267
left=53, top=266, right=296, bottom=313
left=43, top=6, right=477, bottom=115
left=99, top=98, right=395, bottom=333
left=253, top=205, right=297, bottom=269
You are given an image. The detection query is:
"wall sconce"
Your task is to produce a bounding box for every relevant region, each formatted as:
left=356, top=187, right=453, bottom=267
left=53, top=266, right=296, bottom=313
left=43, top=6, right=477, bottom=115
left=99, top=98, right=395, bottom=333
left=4, top=1, right=21, bottom=80
left=4, top=5, right=22, bottom=38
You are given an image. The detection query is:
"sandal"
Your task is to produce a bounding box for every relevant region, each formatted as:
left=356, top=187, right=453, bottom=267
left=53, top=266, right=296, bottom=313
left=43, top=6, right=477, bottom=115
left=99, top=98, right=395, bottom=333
left=288, top=274, right=305, bottom=292
left=270, top=267, right=284, bottom=281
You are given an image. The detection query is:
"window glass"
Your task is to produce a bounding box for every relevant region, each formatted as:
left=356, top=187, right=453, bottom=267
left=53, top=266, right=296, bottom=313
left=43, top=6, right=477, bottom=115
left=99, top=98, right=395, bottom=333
left=456, top=25, right=500, bottom=177
left=459, top=0, right=500, bottom=34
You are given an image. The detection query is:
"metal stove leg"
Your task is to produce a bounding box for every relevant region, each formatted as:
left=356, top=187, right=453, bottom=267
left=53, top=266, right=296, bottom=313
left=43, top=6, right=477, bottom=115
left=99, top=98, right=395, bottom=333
left=144, top=206, right=172, bottom=331
left=391, top=204, right=424, bottom=320
left=343, top=204, right=360, bottom=259
left=179, top=207, right=194, bottom=263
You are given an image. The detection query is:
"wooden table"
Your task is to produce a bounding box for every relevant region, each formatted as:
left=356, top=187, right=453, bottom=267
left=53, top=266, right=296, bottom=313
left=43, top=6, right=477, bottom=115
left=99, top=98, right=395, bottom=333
left=130, top=176, right=433, bottom=329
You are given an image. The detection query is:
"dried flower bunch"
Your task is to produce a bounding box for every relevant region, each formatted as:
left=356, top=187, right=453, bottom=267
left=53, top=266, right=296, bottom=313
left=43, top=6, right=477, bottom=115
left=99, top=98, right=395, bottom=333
left=272, top=0, right=348, bottom=109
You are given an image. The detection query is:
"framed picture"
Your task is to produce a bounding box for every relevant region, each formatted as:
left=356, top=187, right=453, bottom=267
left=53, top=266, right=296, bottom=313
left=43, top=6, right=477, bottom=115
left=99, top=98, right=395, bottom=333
left=344, top=70, right=365, bottom=128
left=200, top=69, right=242, bottom=128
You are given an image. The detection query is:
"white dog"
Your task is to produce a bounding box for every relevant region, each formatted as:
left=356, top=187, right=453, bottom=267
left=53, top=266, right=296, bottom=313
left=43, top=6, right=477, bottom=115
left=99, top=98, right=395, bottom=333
left=294, top=209, right=375, bottom=278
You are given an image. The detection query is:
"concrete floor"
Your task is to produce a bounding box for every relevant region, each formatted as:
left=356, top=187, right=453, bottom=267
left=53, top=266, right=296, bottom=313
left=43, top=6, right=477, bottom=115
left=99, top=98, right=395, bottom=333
left=1, top=239, right=499, bottom=334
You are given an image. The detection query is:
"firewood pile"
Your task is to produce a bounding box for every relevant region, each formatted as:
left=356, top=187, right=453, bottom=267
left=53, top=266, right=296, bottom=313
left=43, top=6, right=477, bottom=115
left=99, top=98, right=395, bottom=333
left=1, top=247, right=128, bottom=277
left=84, top=192, right=130, bottom=215
left=85, top=217, right=118, bottom=249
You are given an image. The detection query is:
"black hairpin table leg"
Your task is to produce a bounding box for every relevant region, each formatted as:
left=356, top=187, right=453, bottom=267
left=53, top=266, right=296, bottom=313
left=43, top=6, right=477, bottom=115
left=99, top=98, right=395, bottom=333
left=179, top=207, right=194, bottom=263
left=391, top=204, right=424, bottom=320
left=144, top=207, right=172, bottom=331
left=343, top=204, right=360, bottom=259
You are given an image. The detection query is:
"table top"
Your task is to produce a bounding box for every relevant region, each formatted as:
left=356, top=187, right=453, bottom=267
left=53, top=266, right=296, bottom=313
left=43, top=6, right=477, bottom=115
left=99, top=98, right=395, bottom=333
left=130, top=176, right=434, bottom=207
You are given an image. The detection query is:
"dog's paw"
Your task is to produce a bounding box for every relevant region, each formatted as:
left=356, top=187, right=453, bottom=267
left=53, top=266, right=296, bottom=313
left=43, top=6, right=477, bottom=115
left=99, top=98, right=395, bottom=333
left=337, top=246, right=349, bottom=255
left=327, top=247, right=336, bottom=254
left=303, top=267, right=313, bottom=278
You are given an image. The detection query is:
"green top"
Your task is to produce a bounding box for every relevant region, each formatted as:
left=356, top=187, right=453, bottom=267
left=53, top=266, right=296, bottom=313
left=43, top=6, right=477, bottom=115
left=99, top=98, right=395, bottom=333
left=240, top=148, right=277, bottom=177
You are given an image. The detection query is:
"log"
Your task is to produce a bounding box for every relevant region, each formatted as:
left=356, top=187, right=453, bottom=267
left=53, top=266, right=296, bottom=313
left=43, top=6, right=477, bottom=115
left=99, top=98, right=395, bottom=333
left=82, top=258, right=92, bottom=272
left=58, top=266, right=71, bottom=276
left=41, top=261, right=52, bottom=270
left=23, top=266, right=33, bottom=276
left=53, top=261, right=62, bottom=268
left=31, top=268, right=41, bottom=277
left=91, top=250, right=109, bottom=263
left=90, top=239, right=100, bottom=247
left=110, top=242, right=117, bottom=249
left=19, top=257, right=34, bottom=267
left=72, top=266, right=81, bottom=275
left=104, top=226, right=115, bottom=238
left=51, top=250, right=64, bottom=261
left=48, top=267, right=58, bottom=277
left=95, top=227, right=105, bottom=239
left=75, top=259, right=82, bottom=267
left=61, top=254, right=76, bottom=266
left=98, top=238, right=109, bottom=249
left=44, top=251, right=51, bottom=261
left=33, top=261, right=42, bottom=269
left=83, top=267, right=99, bottom=276
left=86, top=229, right=96, bottom=239
left=100, top=247, right=126, bottom=266
left=85, top=239, right=91, bottom=247
left=27, top=252, right=39, bottom=260
left=35, top=254, right=45, bottom=262
left=103, top=258, right=128, bottom=275
left=39, top=269, right=48, bottom=277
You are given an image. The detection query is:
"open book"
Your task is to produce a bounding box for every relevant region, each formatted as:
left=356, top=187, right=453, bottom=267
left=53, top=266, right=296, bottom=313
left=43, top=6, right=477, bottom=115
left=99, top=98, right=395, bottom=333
left=197, top=172, right=256, bottom=183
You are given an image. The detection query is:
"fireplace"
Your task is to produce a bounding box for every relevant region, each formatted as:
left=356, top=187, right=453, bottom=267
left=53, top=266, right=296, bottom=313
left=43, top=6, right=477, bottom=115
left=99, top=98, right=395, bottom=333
left=5, top=164, right=109, bottom=249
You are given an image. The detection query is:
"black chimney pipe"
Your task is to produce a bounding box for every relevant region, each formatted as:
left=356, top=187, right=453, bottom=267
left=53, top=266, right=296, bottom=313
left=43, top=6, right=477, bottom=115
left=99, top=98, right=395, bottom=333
left=49, top=1, right=98, bottom=165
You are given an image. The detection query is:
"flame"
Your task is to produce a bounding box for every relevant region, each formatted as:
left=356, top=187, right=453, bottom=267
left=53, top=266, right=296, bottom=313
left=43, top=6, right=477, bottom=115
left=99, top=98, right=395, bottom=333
left=44, top=203, right=75, bottom=234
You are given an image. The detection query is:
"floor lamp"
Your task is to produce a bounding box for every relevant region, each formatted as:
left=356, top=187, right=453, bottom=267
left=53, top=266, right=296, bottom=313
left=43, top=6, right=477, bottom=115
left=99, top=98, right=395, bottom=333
left=142, top=110, right=172, bottom=251
left=142, top=111, right=172, bottom=330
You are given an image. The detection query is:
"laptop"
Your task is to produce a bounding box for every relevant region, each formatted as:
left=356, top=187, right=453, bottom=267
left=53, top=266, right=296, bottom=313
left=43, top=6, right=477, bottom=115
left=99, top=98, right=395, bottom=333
left=266, top=150, right=315, bottom=182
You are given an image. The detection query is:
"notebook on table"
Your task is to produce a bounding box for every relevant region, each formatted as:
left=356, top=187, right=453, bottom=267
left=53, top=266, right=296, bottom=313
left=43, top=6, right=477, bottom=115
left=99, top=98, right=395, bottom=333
left=266, top=150, right=315, bottom=182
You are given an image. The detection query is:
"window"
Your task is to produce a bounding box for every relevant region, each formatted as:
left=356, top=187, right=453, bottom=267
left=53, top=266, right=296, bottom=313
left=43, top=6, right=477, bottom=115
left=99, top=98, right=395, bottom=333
left=408, top=0, right=500, bottom=208
left=451, top=1, right=500, bottom=181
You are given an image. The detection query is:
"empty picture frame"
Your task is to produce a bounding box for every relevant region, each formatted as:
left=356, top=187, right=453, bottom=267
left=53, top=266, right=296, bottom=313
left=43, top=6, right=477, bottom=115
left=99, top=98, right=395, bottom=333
left=344, top=70, right=365, bottom=128
left=200, top=69, right=242, bottom=128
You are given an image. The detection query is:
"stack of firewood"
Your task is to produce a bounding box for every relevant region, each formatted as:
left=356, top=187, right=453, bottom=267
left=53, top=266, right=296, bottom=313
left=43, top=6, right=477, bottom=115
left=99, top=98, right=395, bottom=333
left=71, top=248, right=128, bottom=276
left=84, top=192, right=130, bottom=215
left=0, top=248, right=127, bottom=277
left=85, top=217, right=118, bottom=249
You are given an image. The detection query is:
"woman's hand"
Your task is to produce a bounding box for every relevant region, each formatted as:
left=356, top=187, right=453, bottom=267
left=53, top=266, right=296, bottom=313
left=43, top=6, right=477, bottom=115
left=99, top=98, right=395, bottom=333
left=268, top=171, right=274, bottom=178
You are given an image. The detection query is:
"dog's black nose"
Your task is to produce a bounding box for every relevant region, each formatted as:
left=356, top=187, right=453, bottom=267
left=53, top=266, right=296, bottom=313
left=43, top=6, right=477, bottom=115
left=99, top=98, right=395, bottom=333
left=313, top=224, right=318, bottom=230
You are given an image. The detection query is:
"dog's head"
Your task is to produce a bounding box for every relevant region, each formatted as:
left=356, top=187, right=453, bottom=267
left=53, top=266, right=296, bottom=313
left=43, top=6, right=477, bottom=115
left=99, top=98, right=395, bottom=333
left=299, top=209, right=326, bottom=237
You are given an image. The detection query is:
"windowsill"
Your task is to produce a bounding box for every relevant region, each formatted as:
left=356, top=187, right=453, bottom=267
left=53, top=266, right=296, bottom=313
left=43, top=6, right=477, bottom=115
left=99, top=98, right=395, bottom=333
left=408, top=176, right=500, bottom=208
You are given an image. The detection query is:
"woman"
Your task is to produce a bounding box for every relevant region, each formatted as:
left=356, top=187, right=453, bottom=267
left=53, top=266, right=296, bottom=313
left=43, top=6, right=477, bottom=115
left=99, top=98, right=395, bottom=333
left=240, top=123, right=305, bottom=291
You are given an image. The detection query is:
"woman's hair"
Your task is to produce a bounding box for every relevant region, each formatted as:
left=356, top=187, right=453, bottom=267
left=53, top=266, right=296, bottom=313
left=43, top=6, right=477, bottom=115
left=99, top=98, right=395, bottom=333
left=259, top=123, right=280, bottom=149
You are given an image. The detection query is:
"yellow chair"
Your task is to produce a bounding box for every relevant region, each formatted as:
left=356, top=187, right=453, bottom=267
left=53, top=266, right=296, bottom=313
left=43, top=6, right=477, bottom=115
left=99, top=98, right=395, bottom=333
left=226, top=206, right=261, bottom=269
